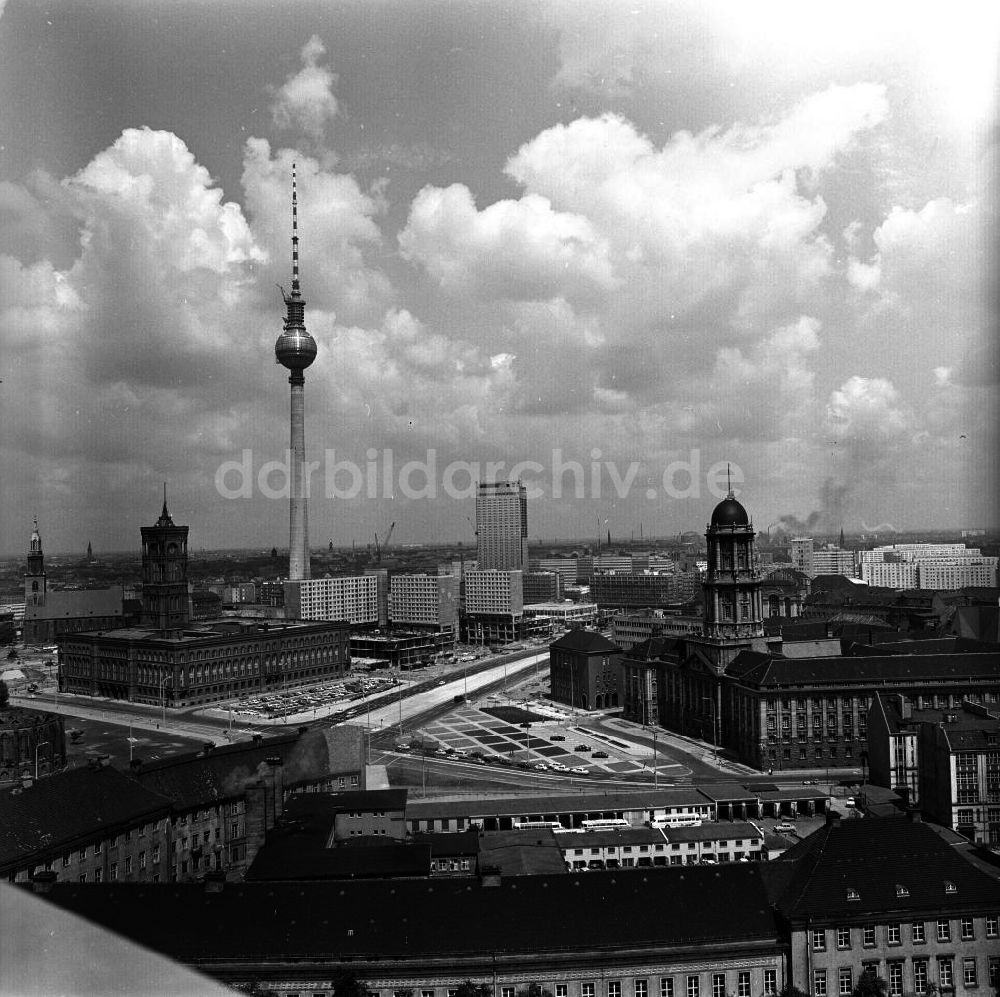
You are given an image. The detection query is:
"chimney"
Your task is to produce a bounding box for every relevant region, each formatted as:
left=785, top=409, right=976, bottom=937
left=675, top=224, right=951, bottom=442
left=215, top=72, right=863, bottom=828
left=31, top=870, right=57, bottom=894
left=203, top=870, right=226, bottom=893
left=825, top=811, right=841, bottom=828
left=480, top=865, right=502, bottom=888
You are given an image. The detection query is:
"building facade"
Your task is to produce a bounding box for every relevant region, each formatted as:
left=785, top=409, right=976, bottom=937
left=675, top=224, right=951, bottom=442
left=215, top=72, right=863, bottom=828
left=283, top=575, right=380, bottom=625
left=463, top=569, right=524, bottom=644
left=476, top=481, right=528, bottom=570
left=548, top=629, right=624, bottom=710
left=59, top=618, right=350, bottom=707
left=590, top=572, right=680, bottom=610
left=388, top=573, right=459, bottom=638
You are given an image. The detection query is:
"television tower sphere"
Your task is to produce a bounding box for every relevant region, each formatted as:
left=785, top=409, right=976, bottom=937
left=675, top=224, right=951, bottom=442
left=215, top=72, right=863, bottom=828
left=274, top=292, right=317, bottom=371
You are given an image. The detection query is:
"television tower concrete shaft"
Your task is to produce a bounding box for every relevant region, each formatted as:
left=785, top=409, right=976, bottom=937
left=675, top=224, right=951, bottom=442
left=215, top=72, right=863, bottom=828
left=274, top=164, right=317, bottom=580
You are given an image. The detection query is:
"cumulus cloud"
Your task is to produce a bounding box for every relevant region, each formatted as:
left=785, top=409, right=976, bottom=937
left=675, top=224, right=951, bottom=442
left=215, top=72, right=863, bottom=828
left=271, top=35, right=339, bottom=142
left=241, top=138, right=392, bottom=324
left=399, top=183, right=617, bottom=302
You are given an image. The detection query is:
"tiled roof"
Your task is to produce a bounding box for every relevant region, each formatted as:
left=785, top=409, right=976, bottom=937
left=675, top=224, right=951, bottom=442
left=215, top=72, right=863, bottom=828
left=725, top=650, right=1000, bottom=688
left=770, top=814, right=1000, bottom=924
left=0, top=766, right=171, bottom=869
left=31, top=866, right=781, bottom=962
left=549, top=630, right=622, bottom=654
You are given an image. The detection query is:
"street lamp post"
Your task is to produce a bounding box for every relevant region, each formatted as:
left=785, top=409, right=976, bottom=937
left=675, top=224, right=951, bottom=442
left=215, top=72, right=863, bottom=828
left=702, top=694, right=718, bottom=762
left=34, top=740, right=50, bottom=781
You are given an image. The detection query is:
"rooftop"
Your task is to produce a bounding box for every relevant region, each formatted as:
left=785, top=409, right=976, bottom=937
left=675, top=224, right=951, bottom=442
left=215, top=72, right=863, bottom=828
left=29, top=865, right=781, bottom=963
left=549, top=629, right=622, bottom=654
left=0, top=765, right=171, bottom=870
left=771, top=813, right=1000, bottom=923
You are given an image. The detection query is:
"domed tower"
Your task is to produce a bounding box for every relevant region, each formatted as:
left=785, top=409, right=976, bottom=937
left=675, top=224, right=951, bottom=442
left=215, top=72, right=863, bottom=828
left=274, top=164, right=317, bottom=581
left=24, top=517, right=46, bottom=607
left=702, top=483, right=764, bottom=644
left=140, top=487, right=190, bottom=630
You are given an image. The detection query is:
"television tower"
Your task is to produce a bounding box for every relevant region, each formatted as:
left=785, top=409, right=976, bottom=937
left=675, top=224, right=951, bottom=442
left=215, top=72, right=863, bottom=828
left=274, top=164, right=317, bottom=580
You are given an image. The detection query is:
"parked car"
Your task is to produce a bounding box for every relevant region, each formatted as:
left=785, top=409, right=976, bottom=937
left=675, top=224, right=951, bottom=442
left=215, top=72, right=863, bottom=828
left=574, top=744, right=590, bottom=752
left=592, top=750, right=609, bottom=759
left=801, top=777, right=819, bottom=785
left=550, top=734, right=566, bottom=741
left=773, top=822, right=796, bottom=834
left=845, top=797, right=856, bottom=807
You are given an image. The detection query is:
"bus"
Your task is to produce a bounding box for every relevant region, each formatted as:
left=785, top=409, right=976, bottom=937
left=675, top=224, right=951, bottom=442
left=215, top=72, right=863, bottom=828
left=647, top=815, right=704, bottom=829
left=513, top=820, right=564, bottom=831
left=579, top=818, right=631, bottom=830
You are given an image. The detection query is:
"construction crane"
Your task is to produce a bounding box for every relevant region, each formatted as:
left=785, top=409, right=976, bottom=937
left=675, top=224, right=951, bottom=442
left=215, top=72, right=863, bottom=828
left=372, top=522, right=396, bottom=563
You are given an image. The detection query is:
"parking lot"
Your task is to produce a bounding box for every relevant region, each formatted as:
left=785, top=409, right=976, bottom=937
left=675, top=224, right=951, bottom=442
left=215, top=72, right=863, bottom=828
left=410, top=700, right=684, bottom=779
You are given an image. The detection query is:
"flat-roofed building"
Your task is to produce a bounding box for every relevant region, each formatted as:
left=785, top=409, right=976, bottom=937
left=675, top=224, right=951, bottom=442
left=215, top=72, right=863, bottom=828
left=591, top=571, right=678, bottom=610
left=388, top=573, right=458, bottom=640
left=283, top=574, right=380, bottom=625
left=463, top=569, right=524, bottom=644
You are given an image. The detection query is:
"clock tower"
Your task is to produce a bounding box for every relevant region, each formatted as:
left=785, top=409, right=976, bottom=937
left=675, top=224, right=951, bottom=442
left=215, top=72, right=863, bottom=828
left=140, top=488, right=190, bottom=630
left=24, top=518, right=46, bottom=607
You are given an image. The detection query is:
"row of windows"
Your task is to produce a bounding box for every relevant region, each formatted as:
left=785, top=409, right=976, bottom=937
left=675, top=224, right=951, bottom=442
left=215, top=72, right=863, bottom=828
left=348, top=973, right=777, bottom=997
left=812, top=915, right=997, bottom=950
left=813, top=956, right=998, bottom=996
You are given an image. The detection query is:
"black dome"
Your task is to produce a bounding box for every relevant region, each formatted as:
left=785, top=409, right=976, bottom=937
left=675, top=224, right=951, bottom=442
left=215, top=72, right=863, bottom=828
left=711, top=495, right=749, bottom=527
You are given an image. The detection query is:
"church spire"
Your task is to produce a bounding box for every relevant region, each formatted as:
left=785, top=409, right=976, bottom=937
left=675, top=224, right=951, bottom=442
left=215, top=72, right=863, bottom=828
left=156, top=483, right=175, bottom=527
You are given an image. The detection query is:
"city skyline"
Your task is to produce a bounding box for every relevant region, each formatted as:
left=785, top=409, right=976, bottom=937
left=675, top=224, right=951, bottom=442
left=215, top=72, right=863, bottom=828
left=1, top=1, right=998, bottom=555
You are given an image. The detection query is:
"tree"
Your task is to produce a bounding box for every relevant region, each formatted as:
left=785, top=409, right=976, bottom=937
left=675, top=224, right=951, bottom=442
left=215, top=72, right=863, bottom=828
left=454, top=983, right=491, bottom=997
left=852, top=971, right=888, bottom=997
left=777, top=986, right=809, bottom=997
left=330, top=968, right=368, bottom=997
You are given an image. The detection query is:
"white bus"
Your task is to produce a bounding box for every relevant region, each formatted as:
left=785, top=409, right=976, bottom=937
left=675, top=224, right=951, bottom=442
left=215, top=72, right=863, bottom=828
left=513, top=820, right=564, bottom=830
left=579, top=818, right=631, bottom=830
left=648, top=815, right=704, bottom=829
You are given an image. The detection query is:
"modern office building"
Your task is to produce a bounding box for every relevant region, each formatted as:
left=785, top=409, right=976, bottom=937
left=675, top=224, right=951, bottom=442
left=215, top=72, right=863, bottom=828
left=590, top=572, right=679, bottom=610
left=462, top=568, right=524, bottom=644
left=283, top=575, right=380, bottom=626
left=475, top=481, right=528, bottom=570
left=388, top=573, right=459, bottom=639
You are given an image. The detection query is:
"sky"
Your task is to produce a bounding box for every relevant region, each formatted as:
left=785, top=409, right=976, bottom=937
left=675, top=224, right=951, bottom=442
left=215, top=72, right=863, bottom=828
left=1, top=0, right=998, bottom=556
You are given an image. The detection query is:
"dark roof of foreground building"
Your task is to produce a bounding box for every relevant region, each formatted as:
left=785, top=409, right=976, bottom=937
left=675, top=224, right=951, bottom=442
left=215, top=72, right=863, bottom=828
left=769, top=813, right=1000, bottom=924
left=0, top=765, right=172, bottom=870
left=129, top=725, right=364, bottom=805
left=246, top=842, right=431, bottom=881
left=549, top=629, right=622, bottom=654
left=477, top=829, right=568, bottom=875
left=30, top=865, right=780, bottom=965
